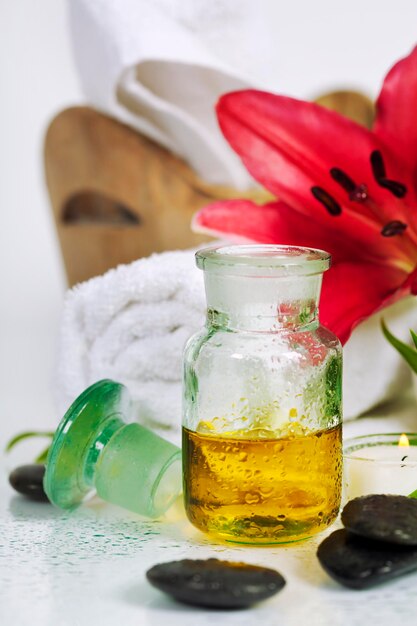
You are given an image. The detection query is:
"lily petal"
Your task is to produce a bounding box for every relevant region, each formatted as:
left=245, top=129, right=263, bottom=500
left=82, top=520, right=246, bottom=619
left=374, top=46, right=417, bottom=181
left=320, top=261, right=408, bottom=344
left=193, top=198, right=411, bottom=267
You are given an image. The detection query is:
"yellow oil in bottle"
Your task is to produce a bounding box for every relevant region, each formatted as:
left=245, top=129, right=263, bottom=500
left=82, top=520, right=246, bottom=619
left=182, top=423, right=342, bottom=544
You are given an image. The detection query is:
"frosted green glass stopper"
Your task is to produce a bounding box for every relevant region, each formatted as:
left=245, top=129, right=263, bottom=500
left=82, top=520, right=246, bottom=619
left=44, top=380, right=181, bottom=518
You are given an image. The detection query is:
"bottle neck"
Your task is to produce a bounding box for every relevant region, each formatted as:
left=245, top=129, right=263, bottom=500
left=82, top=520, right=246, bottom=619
left=203, top=272, right=323, bottom=332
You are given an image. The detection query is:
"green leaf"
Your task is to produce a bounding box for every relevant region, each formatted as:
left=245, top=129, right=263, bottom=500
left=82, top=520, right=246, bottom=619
left=410, top=329, right=417, bottom=351
left=381, top=319, right=417, bottom=374
left=409, top=489, right=417, bottom=499
left=35, top=444, right=51, bottom=464
left=5, top=431, right=54, bottom=453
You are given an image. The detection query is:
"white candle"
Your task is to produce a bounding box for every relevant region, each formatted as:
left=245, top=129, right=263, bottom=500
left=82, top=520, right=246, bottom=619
left=344, top=434, right=417, bottom=500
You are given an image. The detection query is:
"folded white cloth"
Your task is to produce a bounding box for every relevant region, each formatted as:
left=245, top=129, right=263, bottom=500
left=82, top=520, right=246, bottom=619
left=344, top=298, right=416, bottom=417
left=67, top=0, right=276, bottom=188
left=56, top=248, right=417, bottom=443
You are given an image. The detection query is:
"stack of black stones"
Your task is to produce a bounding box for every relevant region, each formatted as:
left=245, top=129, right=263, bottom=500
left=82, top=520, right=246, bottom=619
left=317, top=494, right=417, bottom=589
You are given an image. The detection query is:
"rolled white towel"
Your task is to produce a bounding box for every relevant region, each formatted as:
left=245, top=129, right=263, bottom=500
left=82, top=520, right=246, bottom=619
left=67, top=0, right=276, bottom=188
left=56, top=249, right=417, bottom=444
left=56, top=249, right=204, bottom=441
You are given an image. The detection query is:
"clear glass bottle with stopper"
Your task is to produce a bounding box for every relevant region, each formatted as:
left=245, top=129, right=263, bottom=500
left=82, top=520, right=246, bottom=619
left=182, top=245, right=342, bottom=544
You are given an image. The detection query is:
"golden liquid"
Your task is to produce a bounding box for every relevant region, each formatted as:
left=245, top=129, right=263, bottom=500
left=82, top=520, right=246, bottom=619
left=183, top=424, right=342, bottom=544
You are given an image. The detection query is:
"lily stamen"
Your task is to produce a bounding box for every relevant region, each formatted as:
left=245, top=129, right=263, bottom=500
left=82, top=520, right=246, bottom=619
left=311, top=187, right=342, bottom=216
left=381, top=221, right=408, bottom=237
left=370, top=150, right=407, bottom=198
left=330, top=168, right=356, bottom=193
left=377, top=179, right=407, bottom=198
left=330, top=168, right=368, bottom=203
left=370, top=150, right=386, bottom=179
left=349, top=183, right=368, bottom=203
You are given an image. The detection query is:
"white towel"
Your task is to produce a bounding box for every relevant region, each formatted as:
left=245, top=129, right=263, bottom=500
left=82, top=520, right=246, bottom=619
left=344, top=299, right=416, bottom=417
left=56, top=249, right=205, bottom=442
left=56, top=248, right=417, bottom=443
left=67, top=0, right=275, bottom=188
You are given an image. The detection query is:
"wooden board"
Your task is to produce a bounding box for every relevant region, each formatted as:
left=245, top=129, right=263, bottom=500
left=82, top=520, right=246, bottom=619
left=44, top=107, right=265, bottom=286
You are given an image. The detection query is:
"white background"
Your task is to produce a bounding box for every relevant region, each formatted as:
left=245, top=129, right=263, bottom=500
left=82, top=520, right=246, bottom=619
left=1, top=0, right=417, bottom=448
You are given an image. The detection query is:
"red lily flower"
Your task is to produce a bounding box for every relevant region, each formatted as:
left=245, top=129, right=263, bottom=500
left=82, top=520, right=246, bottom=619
left=193, top=47, right=417, bottom=344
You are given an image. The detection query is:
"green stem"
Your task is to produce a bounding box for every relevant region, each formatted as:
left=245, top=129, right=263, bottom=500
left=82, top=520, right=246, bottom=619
left=5, top=431, right=54, bottom=454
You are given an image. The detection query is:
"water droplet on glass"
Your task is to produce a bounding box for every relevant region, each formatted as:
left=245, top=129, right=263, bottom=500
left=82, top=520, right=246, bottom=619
left=245, top=493, right=260, bottom=504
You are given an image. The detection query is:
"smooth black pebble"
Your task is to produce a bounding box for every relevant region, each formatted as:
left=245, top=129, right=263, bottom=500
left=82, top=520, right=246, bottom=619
left=342, top=494, right=417, bottom=545
left=317, top=529, right=417, bottom=589
left=146, top=558, right=286, bottom=609
left=9, top=464, right=49, bottom=502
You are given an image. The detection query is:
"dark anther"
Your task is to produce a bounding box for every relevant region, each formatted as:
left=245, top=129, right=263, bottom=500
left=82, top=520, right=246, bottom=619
left=377, top=179, right=407, bottom=198
left=311, top=186, right=342, bottom=216
left=349, top=183, right=368, bottom=203
left=381, top=220, right=408, bottom=237
left=330, top=168, right=367, bottom=203
left=370, top=150, right=386, bottom=179
left=370, top=150, right=407, bottom=198
left=330, top=168, right=356, bottom=193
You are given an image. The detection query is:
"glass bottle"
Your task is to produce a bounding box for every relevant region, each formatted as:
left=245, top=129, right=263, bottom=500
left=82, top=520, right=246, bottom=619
left=182, top=245, right=342, bottom=544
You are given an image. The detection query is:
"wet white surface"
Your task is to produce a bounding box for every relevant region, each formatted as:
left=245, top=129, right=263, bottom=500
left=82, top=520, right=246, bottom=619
left=2, top=396, right=417, bottom=626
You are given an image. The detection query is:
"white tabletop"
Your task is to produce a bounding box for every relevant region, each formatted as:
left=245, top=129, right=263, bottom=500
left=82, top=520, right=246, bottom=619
left=2, top=396, right=417, bottom=626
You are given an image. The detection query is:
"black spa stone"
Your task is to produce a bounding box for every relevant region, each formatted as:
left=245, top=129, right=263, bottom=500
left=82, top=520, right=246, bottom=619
left=9, top=464, right=49, bottom=502
left=317, top=529, right=417, bottom=589
left=146, top=558, right=286, bottom=608
left=342, top=494, right=417, bottom=545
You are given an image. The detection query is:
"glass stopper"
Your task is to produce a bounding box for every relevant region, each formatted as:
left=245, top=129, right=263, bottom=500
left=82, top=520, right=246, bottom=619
left=43, top=379, right=181, bottom=518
